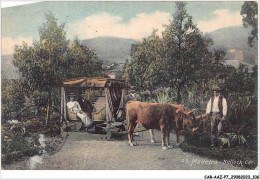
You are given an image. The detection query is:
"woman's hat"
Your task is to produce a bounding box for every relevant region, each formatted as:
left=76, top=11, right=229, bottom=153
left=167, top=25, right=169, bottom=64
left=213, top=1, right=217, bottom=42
left=68, top=92, right=76, bottom=97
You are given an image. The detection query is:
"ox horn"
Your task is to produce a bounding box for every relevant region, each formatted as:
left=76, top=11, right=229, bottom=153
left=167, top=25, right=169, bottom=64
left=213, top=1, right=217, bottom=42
left=184, top=109, right=195, bottom=115
left=176, top=108, right=182, bottom=114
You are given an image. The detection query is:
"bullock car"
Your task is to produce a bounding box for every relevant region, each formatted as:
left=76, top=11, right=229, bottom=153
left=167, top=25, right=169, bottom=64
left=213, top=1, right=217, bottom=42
left=60, top=77, right=130, bottom=139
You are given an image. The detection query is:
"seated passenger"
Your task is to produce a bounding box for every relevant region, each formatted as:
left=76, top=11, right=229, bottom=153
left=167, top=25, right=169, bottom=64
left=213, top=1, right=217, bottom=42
left=67, top=93, right=93, bottom=128
left=79, top=94, right=96, bottom=119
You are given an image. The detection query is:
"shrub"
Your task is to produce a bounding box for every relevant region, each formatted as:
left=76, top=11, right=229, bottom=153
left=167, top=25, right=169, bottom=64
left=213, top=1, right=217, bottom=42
left=1, top=123, right=41, bottom=165
left=156, top=92, right=173, bottom=103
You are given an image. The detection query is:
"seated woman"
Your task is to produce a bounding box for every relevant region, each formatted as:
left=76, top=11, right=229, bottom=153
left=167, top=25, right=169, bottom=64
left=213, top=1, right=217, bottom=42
left=67, top=93, right=93, bottom=128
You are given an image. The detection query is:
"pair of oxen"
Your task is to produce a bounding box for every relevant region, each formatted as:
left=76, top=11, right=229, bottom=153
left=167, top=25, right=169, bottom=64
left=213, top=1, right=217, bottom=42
left=126, top=101, right=206, bottom=150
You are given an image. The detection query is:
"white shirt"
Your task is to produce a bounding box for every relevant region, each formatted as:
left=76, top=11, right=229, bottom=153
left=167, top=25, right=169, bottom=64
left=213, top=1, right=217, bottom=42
left=67, top=101, right=82, bottom=114
left=206, top=95, right=227, bottom=116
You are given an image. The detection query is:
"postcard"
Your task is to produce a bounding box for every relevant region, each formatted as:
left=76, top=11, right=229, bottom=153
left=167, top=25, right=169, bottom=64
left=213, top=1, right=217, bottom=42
left=1, top=1, right=258, bottom=179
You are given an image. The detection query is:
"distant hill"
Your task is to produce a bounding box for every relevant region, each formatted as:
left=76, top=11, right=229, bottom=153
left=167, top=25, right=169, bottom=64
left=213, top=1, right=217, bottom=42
left=208, top=26, right=251, bottom=50
left=81, top=29, right=256, bottom=66
left=81, top=37, right=139, bottom=66
left=207, top=26, right=257, bottom=64
left=2, top=28, right=257, bottom=79
left=1, top=37, right=139, bottom=79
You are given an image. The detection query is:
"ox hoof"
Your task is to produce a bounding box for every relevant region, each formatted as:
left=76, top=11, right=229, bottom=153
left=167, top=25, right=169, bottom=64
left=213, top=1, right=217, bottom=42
left=162, top=146, right=168, bottom=150
left=129, top=142, right=137, bottom=146
left=167, top=145, right=174, bottom=149
left=151, top=139, right=156, bottom=143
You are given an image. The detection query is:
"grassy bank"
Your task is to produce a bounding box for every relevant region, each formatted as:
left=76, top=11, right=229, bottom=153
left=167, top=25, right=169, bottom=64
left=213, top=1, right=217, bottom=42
left=180, top=126, right=258, bottom=169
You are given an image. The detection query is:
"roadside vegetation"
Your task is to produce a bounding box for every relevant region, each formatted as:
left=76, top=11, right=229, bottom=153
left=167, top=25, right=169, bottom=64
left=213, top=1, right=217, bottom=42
left=1, top=12, right=105, bottom=165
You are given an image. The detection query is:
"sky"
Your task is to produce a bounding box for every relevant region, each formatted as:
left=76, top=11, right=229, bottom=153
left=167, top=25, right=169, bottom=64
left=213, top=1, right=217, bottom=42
left=1, top=1, right=245, bottom=55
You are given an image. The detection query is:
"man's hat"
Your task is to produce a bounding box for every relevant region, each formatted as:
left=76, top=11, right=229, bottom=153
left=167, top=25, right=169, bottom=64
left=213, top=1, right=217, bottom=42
left=212, top=85, right=223, bottom=91
left=68, top=92, right=76, bottom=97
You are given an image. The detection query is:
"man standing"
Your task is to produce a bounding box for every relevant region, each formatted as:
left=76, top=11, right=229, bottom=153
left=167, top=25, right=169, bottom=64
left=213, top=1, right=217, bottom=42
left=206, top=86, right=227, bottom=147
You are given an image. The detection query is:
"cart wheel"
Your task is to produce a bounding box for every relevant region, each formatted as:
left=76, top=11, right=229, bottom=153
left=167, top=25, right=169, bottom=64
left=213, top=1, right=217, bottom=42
left=105, top=131, right=112, bottom=140
left=72, top=121, right=82, bottom=132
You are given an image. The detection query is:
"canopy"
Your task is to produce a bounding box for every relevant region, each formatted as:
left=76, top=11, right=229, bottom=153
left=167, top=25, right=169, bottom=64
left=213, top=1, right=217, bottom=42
left=63, top=77, right=130, bottom=88
left=61, top=77, right=128, bottom=123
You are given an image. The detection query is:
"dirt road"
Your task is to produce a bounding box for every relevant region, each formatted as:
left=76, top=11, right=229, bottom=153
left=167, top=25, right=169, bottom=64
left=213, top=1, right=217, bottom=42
left=3, top=130, right=242, bottom=170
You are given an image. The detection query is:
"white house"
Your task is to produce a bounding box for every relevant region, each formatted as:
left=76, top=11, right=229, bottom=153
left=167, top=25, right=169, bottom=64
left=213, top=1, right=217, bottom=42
left=223, top=59, right=254, bottom=72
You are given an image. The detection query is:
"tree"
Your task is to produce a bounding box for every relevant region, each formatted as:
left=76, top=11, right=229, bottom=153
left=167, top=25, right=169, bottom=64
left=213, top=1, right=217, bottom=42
left=240, top=1, right=258, bottom=47
left=1, top=74, right=26, bottom=121
left=13, top=13, right=105, bottom=124
left=124, top=30, right=166, bottom=90
left=13, top=12, right=69, bottom=124
left=123, top=2, right=225, bottom=103
left=116, top=59, right=128, bottom=79
left=162, top=2, right=216, bottom=103
left=66, top=38, right=104, bottom=78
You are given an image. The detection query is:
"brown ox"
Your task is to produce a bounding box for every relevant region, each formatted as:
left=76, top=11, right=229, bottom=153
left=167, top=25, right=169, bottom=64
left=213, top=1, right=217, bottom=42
left=148, top=104, right=198, bottom=145
left=126, top=101, right=197, bottom=149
